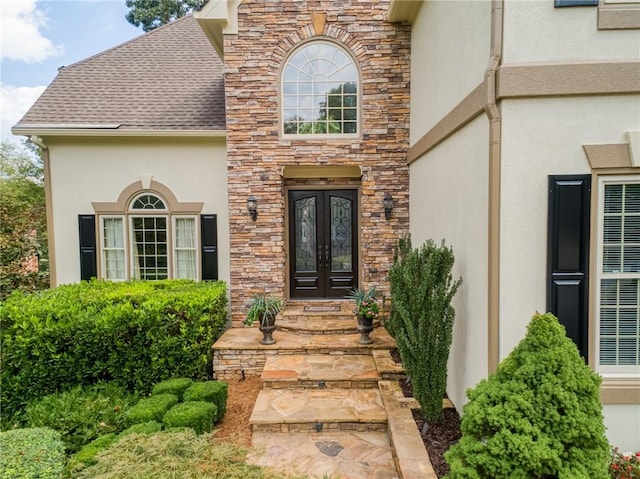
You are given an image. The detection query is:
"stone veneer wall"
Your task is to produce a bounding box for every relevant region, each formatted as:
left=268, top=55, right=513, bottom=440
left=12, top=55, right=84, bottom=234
left=224, top=0, right=411, bottom=325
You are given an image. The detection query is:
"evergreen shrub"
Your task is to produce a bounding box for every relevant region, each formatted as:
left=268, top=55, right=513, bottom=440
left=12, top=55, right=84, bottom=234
left=0, top=279, right=228, bottom=424
left=387, top=236, right=462, bottom=421
left=71, top=433, right=118, bottom=468
left=445, top=313, right=610, bottom=479
left=125, top=394, right=179, bottom=426
left=152, top=378, right=193, bottom=401
left=0, top=427, right=66, bottom=479
left=24, top=382, right=137, bottom=453
left=118, top=421, right=163, bottom=438
left=162, top=401, right=218, bottom=434
left=183, top=381, right=228, bottom=421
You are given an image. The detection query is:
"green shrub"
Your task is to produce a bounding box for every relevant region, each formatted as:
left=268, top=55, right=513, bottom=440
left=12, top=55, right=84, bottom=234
left=24, top=382, right=137, bottom=453
left=118, top=421, right=163, bottom=438
left=162, top=401, right=218, bottom=434
left=152, top=377, right=193, bottom=400
left=184, top=380, right=228, bottom=421
left=125, top=394, right=178, bottom=426
left=76, top=430, right=290, bottom=478
left=72, top=433, right=118, bottom=467
left=0, top=279, right=228, bottom=423
left=0, top=427, right=66, bottom=479
left=445, top=313, right=610, bottom=479
left=387, top=236, right=462, bottom=421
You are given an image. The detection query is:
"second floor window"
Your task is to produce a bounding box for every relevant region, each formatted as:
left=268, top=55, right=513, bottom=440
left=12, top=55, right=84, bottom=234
left=282, top=41, right=359, bottom=136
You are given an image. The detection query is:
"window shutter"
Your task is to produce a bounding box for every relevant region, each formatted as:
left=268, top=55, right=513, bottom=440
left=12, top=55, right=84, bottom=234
left=78, top=214, right=97, bottom=281
left=201, top=214, right=218, bottom=281
left=547, top=175, right=591, bottom=358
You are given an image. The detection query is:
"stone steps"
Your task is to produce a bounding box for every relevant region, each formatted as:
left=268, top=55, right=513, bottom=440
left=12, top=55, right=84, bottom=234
left=277, top=316, right=381, bottom=335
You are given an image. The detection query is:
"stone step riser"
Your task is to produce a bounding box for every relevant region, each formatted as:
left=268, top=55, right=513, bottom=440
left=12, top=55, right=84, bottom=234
left=262, top=379, right=380, bottom=389
left=252, top=422, right=388, bottom=433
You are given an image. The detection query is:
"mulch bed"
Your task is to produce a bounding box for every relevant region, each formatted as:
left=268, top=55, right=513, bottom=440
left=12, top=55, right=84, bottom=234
left=392, top=350, right=462, bottom=478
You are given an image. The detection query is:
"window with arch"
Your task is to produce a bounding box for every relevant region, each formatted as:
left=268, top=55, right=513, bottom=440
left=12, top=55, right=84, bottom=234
left=100, top=192, right=198, bottom=281
left=282, top=40, right=359, bottom=136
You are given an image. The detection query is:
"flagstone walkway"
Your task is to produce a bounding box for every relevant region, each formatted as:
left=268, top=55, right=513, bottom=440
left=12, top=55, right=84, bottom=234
left=212, top=301, right=436, bottom=479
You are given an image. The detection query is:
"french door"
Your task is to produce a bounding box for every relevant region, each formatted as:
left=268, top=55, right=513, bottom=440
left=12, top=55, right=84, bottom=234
left=288, top=190, right=358, bottom=298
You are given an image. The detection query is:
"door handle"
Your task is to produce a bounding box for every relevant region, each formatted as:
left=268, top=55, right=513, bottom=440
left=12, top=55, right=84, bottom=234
left=318, top=247, right=323, bottom=268
left=324, top=244, right=330, bottom=268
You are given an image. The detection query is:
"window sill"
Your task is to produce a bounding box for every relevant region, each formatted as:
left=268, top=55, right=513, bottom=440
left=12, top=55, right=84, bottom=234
left=600, top=377, right=640, bottom=404
left=598, top=2, right=640, bottom=30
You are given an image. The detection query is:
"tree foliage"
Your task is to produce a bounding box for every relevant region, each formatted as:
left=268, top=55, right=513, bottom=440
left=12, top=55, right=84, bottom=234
left=125, top=0, right=202, bottom=32
left=445, top=313, right=610, bottom=479
left=0, top=141, right=48, bottom=300
left=387, top=236, right=462, bottom=422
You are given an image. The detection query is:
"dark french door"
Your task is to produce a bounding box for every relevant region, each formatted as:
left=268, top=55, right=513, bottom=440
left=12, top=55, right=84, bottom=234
left=289, top=190, right=358, bottom=298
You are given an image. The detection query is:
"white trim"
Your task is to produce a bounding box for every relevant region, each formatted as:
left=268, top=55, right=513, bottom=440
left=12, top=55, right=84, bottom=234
left=595, top=174, right=640, bottom=377
left=12, top=126, right=226, bottom=138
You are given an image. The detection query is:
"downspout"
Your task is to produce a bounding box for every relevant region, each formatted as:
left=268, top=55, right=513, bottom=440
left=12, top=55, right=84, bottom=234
left=486, top=0, right=503, bottom=373
left=28, top=135, right=56, bottom=288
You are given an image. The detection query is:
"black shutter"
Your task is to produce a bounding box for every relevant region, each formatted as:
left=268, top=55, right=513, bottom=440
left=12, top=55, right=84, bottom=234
left=201, top=214, right=218, bottom=281
left=547, top=175, right=591, bottom=359
left=78, top=215, right=97, bottom=281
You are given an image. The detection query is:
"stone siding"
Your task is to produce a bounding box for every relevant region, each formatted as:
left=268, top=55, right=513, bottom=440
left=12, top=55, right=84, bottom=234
left=224, top=0, right=411, bottom=325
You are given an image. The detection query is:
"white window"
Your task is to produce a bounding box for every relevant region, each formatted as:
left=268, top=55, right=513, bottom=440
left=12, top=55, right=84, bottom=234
left=98, top=193, right=198, bottom=281
left=282, top=41, right=359, bottom=136
left=596, top=176, right=640, bottom=375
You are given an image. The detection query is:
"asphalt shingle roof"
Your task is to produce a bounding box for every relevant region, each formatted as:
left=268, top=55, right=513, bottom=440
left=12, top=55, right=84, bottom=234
left=17, top=15, right=226, bottom=131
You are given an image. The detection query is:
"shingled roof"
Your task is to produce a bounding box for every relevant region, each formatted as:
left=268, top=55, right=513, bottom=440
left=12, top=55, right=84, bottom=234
left=15, top=15, right=225, bottom=132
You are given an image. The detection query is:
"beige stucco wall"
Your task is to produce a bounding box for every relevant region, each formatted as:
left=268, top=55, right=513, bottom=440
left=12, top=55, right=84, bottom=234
left=500, top=94, right=640, bottom=450
left=502, top=0, right=640, bottom=63
left=409, top=0, right=490, bottom=144
left=43, top=136, right=229, bottom=287
left=409, top=115, right=490, bottom=412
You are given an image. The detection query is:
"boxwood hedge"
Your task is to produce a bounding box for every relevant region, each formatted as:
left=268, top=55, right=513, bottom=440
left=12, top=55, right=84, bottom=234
left=0, top=427, right=66, bottom=479
left=0, top=279, right=228, bottom=424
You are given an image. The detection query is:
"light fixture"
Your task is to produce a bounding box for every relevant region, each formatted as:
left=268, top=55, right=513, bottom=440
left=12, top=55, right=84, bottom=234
left=383, top=192, right=394, bottom=220
left=247, top=196, right=258, bottom=221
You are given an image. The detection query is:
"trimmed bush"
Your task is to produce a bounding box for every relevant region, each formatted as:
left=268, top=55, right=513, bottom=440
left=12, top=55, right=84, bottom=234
left=152, top=377, right=193, bottom=401
left=0, top=427, right=66, bottom=479
left=118, top=421, right=163, bottom=438
left=125, top=394, right=178, bottom=426
left=72, top=433, right=118, bottom=467
left=0, top=279, right=228, bottom=423
left=388, top=236, right=462, bottom=422
left=184, top=381, right=228, bottom=421
left=162, top=401, right=218, bottom=434
left=445, top=313, right=610, bottom=479
left=24, top=382, right=137, bottom=453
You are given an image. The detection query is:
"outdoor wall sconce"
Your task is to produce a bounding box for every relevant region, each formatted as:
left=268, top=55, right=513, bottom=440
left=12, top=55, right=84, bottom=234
left=383, top=192, right=394, bottom=220
left=247, top=196, right=258, bottom=221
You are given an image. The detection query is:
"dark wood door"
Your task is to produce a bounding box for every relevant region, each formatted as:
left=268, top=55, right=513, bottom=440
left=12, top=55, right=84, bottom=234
left=289, top=190, right=358, bottom=298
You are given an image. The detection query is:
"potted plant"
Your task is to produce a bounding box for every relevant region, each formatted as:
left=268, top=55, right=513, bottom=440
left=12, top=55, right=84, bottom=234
left=347, top=286, right=380, bottom=344
left=243, top=293, right=285, bottom=345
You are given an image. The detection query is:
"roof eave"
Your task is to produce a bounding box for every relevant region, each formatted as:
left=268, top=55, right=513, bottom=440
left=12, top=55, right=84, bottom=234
left=12, top=124, right=226, bottom=138
left=193, top=0, right=242, bottom=58
left=387, top=0, right=423, bottom=24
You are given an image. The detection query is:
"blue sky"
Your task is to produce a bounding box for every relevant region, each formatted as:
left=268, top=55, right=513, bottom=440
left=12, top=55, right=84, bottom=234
left=1, top=0, right=142, bottom=143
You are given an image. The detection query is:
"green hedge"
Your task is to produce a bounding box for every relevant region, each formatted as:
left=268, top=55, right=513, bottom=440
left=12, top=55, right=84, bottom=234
left=152, top=377, right=194, bottom=401
left=0, top=427, right=66, bottom=479
left=184, top=381, right=228, bottom=421
left=125, top=394, right=179, bottom=426
left=0, top=279, right=228, bottom=424
left=162, top=401, right=218, bottom=434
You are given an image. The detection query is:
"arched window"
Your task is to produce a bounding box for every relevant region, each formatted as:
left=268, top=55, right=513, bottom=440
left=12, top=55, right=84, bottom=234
left=282, top=41, right=359, bottom=136
left=100, top=192, right=198, bottom=281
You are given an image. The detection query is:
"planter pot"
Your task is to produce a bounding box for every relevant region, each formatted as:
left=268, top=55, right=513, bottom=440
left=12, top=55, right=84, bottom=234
left=356, top=314, right=374, bottom=345
left=259, top=315, right=276, bottom=345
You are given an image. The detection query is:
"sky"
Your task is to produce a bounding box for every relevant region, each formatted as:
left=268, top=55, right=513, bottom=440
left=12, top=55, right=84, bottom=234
left=0, top=0, right=142, bottom=144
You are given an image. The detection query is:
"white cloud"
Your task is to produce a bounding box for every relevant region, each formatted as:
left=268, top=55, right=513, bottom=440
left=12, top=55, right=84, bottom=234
left=1, top=0, right=63, bottom=63
left=1, top=84, right=46, bottom=141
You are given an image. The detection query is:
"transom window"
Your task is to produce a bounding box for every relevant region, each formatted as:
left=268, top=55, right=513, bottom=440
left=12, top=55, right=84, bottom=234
left=100, top=193, right=197, bottom=281
left=597, top=177, right=640, bottom=373
left=282, top=41, right=359, bottom=136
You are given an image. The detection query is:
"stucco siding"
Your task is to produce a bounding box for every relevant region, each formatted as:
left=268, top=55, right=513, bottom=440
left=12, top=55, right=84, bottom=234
left=409, top=115, right=490, bottom=412
left=503, top=0, right=640, bottom=63
left=410, top=0, right=491, bottom=145
left=603, top=405, right=640, bottom=452
left=44, top=136, right=229, bottom=287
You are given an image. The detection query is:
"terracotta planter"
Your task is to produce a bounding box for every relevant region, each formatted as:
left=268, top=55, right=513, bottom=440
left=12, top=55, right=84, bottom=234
left=259, top=315, right=276, bottom=345
left=356, top=314, right=374, bottom=345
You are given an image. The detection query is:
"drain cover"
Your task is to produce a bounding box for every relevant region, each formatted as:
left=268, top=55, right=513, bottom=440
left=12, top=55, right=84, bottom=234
left=315, top=441, right=344, bottom=457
